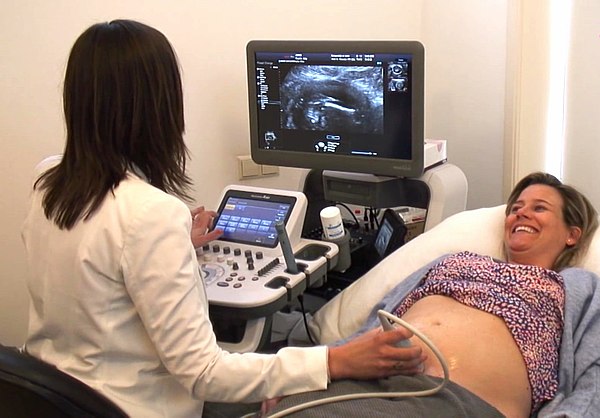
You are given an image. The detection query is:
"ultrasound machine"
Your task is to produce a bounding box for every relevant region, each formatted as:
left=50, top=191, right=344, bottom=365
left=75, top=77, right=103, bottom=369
left=203, top=40, right=467, bottom=353
left=199, top=185, right=339, bottom=353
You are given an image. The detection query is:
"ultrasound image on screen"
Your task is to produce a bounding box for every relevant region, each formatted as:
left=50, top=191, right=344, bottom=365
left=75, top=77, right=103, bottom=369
left=280, top=66, right=384, bottom=134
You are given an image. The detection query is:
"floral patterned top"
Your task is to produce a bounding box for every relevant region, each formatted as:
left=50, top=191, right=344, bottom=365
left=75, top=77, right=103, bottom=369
left=393, top=251, right=564, bottom=412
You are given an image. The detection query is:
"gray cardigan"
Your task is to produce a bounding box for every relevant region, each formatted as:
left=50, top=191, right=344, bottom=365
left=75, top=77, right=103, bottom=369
left=352, top=255, right=600, bottom=417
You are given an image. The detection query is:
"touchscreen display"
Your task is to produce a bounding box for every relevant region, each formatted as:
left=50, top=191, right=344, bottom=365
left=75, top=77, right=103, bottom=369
left=214, top=191, right=296, bottom=248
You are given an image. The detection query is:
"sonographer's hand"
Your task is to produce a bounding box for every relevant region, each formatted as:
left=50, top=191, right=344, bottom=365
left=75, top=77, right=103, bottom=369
left=260, top=397, right=283, bottom=417
left=328, top=327, right=426, bottom=380
left=190, top=206, right=223, bottom=248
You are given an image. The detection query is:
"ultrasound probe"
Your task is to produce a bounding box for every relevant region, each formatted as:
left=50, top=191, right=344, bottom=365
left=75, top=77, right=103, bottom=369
left=275, top=220, right=299, bottom=274
left=378, top=310, right=412, bottom=347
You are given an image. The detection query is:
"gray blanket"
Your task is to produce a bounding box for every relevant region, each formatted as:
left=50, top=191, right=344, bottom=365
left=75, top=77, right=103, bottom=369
left=267, top=375, right=503, bottom=417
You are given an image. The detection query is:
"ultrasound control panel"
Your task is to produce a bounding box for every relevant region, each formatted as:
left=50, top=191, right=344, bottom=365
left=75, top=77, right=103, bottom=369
left=198, top=240, right=333, bottom=312
left=199, top=185, right=339, bottom=352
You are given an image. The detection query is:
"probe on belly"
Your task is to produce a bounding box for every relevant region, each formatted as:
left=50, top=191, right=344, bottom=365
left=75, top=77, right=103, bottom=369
left=378, top=310, right=412, bottom=347
left=267, top=310, right=450, bottom=418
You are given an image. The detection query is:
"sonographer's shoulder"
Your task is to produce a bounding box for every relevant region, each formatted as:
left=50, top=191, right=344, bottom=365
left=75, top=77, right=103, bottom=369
left=114, top=171, right=189, bottom=216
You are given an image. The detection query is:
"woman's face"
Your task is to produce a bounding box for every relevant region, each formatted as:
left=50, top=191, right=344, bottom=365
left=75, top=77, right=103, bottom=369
left=504, top=184, right=581, bottom=269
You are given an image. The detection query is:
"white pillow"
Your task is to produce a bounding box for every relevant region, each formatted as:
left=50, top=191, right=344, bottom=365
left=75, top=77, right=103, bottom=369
left=309, top=204, right=600, bottom=344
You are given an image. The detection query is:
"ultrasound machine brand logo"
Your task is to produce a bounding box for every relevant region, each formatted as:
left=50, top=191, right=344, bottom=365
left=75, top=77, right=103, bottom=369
left=250, top=194, right=272, bottom=200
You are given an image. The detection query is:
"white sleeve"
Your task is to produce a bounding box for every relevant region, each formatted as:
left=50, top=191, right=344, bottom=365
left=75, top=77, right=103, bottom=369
left=121, top=194, right=329, bottom=402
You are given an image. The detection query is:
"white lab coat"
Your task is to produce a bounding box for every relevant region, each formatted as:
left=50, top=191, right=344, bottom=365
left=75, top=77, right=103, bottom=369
left=21, top=166, right=328, bottom=417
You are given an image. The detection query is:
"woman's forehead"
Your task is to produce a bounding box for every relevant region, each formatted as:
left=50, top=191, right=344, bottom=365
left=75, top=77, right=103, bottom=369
left=515, top=184, right=564, bottom=208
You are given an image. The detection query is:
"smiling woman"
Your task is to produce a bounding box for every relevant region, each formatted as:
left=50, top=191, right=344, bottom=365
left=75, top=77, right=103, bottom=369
left=266, top=171, right=600, bottom=418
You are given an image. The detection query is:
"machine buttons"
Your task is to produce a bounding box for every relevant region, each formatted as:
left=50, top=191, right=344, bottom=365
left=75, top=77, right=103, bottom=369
left=258, top=258, right=280, bottom=276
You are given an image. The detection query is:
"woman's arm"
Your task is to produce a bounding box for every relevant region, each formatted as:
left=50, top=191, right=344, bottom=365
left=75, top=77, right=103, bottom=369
left=123, top=193, right=424, bottom=403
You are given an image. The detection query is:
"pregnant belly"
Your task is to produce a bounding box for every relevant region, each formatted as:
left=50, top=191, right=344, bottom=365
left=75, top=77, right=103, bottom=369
left=401, top=295, right=532, bottom=418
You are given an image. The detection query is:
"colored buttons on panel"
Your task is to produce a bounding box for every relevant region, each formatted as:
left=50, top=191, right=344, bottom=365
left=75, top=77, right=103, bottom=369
left=198, top=244, right=279, bottom=290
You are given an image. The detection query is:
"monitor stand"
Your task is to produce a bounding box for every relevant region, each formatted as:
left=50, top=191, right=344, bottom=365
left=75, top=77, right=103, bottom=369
left=302, top=162, right=467, bottom=234
left=300, top=163, right=468, bottom=296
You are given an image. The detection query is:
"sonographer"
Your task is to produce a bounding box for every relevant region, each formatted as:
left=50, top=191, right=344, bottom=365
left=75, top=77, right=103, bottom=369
left=21, top=19, right=424, bottom=417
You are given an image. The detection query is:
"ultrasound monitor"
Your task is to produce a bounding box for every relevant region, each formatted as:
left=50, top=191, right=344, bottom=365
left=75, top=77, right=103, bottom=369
left=247, top=40, right=425, bottom=178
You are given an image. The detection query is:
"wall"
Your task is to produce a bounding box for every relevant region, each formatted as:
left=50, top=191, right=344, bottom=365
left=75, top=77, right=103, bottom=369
left=422, top=1, right=507, bottom=207
left=562, top=1, right=600, bottom=207
left=0, top=0, right=508, bottom=345
left=504, top=0, right=553, bottom=194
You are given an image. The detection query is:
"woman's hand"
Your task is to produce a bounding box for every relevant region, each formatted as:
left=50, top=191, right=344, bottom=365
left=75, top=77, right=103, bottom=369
left=328, top=326, right=426, bottom=380
left=190, top=206, right=223, bottom=248
left=260, top=397, right=283, bottom=417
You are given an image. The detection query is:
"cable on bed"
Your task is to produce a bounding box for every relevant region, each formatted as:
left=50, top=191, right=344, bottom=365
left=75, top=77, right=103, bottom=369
left=267, top=310, right=450, bottom=418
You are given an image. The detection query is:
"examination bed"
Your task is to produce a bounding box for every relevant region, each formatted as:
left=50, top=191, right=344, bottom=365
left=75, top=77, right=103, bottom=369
left=298, top=205, right=600, bottom=417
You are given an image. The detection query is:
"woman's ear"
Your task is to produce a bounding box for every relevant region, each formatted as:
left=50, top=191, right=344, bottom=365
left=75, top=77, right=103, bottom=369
left=567, top=227, right=583, bottom=246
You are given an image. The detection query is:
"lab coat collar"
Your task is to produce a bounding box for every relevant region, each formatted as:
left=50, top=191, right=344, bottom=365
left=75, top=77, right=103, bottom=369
left=129, top=164, right=149, bottom=183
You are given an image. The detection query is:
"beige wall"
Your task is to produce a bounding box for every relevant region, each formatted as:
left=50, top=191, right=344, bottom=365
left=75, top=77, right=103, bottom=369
left=504, top=0, right=554, bottom=197
left=0, top=0, right=508, bottom=345
left=562, top=1, right=600, bottom=206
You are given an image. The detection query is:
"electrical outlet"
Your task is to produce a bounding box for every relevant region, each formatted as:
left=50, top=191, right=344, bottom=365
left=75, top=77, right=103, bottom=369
left=236, top=155, right=279, bottom=179
left=261, top=164, right=279, bottom=175
left=237, top=155, right=261, bottom=178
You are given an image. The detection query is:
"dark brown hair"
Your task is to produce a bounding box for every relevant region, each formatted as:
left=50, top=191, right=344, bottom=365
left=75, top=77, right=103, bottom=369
left=35, top=19, right=191, bottom=229
left=505, top=172, right=598, bottom=271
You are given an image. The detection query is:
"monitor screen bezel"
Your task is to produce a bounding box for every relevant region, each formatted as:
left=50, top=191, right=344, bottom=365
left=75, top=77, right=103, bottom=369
left=246, top=39, right=425, bottom=178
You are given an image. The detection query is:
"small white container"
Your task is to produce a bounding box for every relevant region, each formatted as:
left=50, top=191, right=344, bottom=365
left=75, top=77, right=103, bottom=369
left=320, top=206, right=344, bottom=240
